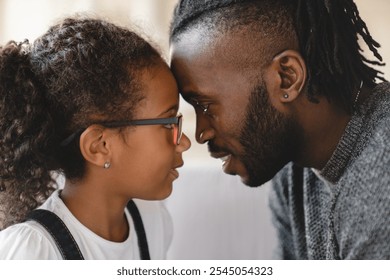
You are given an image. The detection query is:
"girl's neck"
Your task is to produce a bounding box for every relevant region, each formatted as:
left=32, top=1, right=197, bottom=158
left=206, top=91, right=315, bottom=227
left=60, top=182, right=129, bottom=242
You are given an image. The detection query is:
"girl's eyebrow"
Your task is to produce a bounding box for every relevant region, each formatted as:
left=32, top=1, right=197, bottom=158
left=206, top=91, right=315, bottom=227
left=157, top=104, right=179, bottom=117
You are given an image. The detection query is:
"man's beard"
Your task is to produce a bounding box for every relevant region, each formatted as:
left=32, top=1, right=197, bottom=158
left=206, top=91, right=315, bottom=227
left=238, top=82, right=303, bottom=187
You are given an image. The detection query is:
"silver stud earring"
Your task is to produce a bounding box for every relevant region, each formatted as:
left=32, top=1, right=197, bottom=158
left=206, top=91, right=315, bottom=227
left=283, top=93, right=289, bottom=99
left=103, top=162, right=111, bottom=169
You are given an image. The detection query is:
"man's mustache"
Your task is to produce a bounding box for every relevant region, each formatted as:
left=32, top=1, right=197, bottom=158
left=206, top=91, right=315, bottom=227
left=207, top=141, right=229, bottom=154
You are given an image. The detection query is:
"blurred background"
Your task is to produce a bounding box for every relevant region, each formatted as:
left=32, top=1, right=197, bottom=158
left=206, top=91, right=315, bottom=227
left=0, top=0, right=389, bottom=259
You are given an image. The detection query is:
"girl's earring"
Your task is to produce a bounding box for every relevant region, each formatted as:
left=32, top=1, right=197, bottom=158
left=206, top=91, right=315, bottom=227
left=283, top=93, right=289, bottom=99
left=103, top=162, right=111, bottom=169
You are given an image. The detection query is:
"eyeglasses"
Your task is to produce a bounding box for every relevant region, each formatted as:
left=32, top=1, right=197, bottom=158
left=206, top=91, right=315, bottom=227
left=61, top=113, right=183, bottom=146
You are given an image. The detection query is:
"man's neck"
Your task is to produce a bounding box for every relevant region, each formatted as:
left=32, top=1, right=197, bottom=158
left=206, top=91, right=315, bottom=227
left=295, top=97, right=351, bottom=170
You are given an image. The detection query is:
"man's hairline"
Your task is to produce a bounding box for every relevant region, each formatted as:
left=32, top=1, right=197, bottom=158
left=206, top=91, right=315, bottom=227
left=172, top=20, right=299, bottom=78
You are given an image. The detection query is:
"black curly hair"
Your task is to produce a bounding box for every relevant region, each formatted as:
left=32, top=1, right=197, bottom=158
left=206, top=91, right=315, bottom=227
left=170, top=0, right=385, bottom=113
left=0, top=17, right=162, bottom=229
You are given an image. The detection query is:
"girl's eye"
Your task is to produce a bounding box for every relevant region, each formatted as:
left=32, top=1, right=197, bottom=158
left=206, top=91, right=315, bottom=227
left=163, top=124, right=174, bottom=129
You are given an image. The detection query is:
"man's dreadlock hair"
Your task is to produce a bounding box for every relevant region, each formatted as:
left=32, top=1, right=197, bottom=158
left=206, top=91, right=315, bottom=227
left=170, top=0, right=385, bottom=113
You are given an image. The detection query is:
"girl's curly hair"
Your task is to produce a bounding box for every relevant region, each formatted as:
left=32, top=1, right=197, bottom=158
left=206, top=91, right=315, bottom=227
left=0, top=17, right=162, bottom=229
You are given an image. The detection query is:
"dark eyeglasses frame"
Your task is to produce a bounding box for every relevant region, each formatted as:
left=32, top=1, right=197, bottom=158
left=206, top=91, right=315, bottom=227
left=61, top=113, right=183, bottom=146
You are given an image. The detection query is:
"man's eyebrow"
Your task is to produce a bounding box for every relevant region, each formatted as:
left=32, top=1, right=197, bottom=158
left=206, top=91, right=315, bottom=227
left=180, top=91, right=206, bottom=101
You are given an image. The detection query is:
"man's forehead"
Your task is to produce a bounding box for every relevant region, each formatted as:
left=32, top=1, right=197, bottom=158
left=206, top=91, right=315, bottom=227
left=171, top=25, right=273, bottom=74
left=171, top=25, right=219, bottom=59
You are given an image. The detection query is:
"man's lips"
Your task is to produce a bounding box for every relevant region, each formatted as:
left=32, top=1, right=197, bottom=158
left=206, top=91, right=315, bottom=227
left=220, top=155, right=232, bottom=168
left=210, top=152, right=232, bottom=167
left=210, top=152, right=230, bottom=160
left=208, top=143, right=237, bottom=174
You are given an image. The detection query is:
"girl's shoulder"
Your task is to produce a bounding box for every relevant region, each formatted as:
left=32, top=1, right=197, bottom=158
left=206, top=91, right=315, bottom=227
left=0, top=220, right=61, bottom=259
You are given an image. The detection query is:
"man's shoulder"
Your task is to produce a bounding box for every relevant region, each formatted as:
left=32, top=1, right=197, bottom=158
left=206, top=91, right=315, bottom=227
left=271, top=162, right=307, bottom=202
left=354, top=110, right=390, bottom=174
left=348, top=83, right=390, bottom=181
left=337, top=109, right=390, bottom=206
left=272, top=162, right=298, bottom=185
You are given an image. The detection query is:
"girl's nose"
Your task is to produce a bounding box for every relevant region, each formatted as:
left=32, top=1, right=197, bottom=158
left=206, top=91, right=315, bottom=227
left=177, top=133, right=191, bottom=152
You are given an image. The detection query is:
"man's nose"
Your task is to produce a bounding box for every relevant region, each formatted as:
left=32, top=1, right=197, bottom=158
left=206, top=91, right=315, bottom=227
left=195, top=116, right=215, bottom=144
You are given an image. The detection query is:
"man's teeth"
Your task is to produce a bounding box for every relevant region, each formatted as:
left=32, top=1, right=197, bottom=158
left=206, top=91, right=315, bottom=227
left=220, top=155, right=230, bottom=162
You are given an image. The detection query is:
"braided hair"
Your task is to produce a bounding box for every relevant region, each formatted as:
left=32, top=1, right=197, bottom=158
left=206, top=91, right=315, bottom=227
left=170, top=0, right=385, bottom=113
left=0, top=17, right=162, bottom=228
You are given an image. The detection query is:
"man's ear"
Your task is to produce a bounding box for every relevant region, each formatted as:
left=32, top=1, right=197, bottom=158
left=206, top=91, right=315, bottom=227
left=79, top=125, right=111, bottom=168
left=264, top=49, right=307, bottom=105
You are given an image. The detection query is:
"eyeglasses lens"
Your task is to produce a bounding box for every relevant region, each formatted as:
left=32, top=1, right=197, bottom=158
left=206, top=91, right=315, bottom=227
left=175, top=115, right=183, bottom=145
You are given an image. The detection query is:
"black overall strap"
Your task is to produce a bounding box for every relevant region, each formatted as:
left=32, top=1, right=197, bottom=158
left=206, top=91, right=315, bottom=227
left=26, top=200, right=150, bottom=260
left=26, top=209, right=84, bottom=260
left=126, top=200, right=151, bottom=260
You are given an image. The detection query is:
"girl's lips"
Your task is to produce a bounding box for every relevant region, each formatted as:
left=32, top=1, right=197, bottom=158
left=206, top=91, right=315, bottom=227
left=170, top=169, right=179, bottom=179
left=170, top=160, right=183, bottom=180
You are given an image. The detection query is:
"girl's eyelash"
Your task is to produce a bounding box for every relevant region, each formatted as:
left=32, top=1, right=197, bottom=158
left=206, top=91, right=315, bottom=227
left=163, top=124, right=174, bottom=129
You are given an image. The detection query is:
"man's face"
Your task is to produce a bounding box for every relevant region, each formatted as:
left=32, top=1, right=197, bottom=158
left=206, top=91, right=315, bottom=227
left=170, top=29, right=302, bottom=186
left=239, top=82, right=302, bottom=186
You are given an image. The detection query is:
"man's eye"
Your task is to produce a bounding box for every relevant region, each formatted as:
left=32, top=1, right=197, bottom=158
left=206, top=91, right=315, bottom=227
left=193, top=100, right=211, bottom=114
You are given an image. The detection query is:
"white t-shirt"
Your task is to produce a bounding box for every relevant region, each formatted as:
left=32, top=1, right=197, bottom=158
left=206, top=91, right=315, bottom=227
left=0, top=190, right=172, bottom=259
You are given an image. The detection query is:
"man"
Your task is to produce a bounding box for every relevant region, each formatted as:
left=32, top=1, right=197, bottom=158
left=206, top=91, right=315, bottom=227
left=169, top=0, right=390, bottom=259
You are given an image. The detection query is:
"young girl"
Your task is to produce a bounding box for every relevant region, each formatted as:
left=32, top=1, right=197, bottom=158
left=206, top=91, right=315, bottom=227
left=0, top=17, right=190, bottom=259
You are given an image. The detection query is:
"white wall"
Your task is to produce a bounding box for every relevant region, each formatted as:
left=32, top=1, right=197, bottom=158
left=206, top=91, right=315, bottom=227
left=355, top=0, right=390, bottom=78
left=0, top=0, right=177, bottom=56
left=165, top=164, right=277, bottom=259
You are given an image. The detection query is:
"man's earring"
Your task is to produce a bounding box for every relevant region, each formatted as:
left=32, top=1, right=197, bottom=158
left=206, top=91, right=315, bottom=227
left=103, top=162, right=111, bottom=169
left=283, top=93, right=289, bottom=99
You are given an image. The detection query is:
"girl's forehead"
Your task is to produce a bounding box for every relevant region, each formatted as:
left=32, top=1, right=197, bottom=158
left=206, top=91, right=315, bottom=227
left=135, top=65, right=180, bottom=118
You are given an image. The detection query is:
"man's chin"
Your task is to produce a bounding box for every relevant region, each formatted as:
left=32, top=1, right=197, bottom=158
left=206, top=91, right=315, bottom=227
left=221, top=159, right=272, bottom=187
left=224, top=169, right=269, bottom=187
left=238, top=166, right=279, bottom=187
left=240, top=175, right=269, bottom=188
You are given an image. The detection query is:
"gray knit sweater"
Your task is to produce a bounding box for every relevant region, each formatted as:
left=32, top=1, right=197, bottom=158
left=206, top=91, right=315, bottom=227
left=269, top=82, right=390, bottom=259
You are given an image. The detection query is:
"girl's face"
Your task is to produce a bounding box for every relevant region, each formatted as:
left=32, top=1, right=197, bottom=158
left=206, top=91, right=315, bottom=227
left=109, top=63, right=191, bottom=200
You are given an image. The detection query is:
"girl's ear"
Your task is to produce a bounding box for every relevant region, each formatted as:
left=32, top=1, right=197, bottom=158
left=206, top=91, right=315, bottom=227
left=79, top=125, right=111, bottom=168
left=263, top=49, right=307, bottom=107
